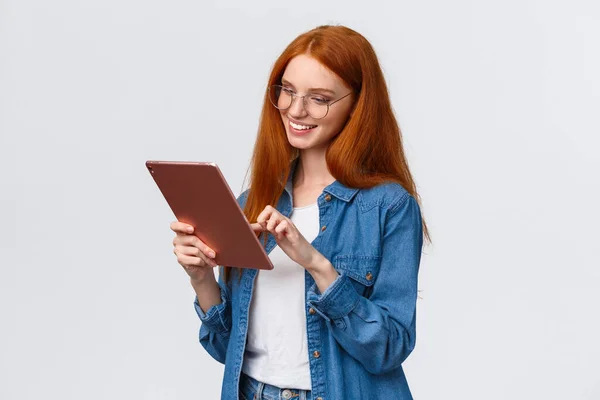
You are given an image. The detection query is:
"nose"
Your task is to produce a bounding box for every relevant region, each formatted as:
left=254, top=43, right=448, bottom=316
left=287, top=95, right=308, bottom=118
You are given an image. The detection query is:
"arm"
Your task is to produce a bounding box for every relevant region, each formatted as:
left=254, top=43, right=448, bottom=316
left=193, top=276, right=222, bottom=314
left=195, top=266, right=232, bottom=364
left=193, top=190, right=249, bottom=364
left=307, top=194, right=423, bottom=374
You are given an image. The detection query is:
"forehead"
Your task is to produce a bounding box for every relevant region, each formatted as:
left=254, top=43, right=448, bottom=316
left=281, top=54, right=346, bottom=90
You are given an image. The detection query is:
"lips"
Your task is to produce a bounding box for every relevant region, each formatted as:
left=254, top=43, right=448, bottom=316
left=288, top=118, right=317, bottom=136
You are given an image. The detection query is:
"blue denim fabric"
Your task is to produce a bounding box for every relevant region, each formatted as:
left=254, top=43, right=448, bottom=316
left=239, top=373, right=312, bottom=400
left=194, top=159, right=423, bottom=399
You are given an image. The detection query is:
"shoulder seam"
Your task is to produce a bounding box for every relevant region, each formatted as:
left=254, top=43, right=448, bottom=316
left=388, top=191, right=410, bottom=216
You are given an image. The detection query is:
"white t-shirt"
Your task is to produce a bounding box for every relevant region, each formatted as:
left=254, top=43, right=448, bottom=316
left=242, top=202, right=320, bottom=390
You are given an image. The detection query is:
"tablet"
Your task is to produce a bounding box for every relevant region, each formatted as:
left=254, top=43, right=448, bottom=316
left=146, top=160, right=274, bottom=270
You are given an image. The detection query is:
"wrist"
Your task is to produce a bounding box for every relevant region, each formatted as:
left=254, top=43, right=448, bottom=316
left=307, top=255, right=339, bottom=295
left=306, top=253, right=335, bottom=275
left=190, top=274, right=217, bottom=289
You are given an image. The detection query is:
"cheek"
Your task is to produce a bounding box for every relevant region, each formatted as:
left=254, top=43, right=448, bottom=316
left=320, top=113, right=349, bottom=137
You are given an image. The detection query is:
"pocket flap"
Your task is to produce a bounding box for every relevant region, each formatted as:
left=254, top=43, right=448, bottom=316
left=333, top=255, right=381, bottom=286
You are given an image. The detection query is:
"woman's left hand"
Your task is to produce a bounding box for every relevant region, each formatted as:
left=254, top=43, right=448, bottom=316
left=251, top=205, right=325, bottom=273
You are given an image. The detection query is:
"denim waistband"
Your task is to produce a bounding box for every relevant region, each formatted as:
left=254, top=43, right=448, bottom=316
left=239, top=373, right=312, bottom=400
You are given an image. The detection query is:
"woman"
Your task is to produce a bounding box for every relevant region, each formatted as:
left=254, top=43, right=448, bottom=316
left=171, top=25, right=428, bottom=400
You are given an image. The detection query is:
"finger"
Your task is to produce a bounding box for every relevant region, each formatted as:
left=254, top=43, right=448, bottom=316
left=273, top=221, right=288, bottom=240
left=177, top=254, right=210, bottom=268
left=174, top=235, right=216, bottom=259
left=176, top=245, right=201, bottom=257
left=250, top=223, right=265, bottom=232
left=177, top=253, right=204, bottom=267
left=266, top=215, right=280, bottom=232
left=274, top=220, right=288, bottom=236
left=173, top=233, right=197, bottom=246
left=170, top=221, right=194, bottom=234
left=176, top=250, right=217, bottom=268
left=256, top=205, right=276, bottom=226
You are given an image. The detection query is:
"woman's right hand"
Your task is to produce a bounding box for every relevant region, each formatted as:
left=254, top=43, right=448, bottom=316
left=170, top=221, right=218, bottom=284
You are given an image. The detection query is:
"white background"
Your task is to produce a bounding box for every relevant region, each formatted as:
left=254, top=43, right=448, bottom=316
left=1, top=0, right=599, bottom=399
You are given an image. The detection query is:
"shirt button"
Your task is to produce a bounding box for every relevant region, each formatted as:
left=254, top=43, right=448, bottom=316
left=309, top=307, right=316, bottom=315
left=321, top=225, right=327, bottom=232
left=313, top=350, right=321, bottom=358
left=324, top=194, right=332, bottom=202
left=365, top=272, right=373, bottom=281
left=316, top=397, right=323, bottom=400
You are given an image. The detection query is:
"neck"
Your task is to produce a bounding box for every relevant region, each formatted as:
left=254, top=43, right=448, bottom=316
left=294, top=147, right=336, bottom=188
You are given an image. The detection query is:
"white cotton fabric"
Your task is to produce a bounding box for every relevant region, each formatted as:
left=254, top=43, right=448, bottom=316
left=242, top=202, right=320, bottom=390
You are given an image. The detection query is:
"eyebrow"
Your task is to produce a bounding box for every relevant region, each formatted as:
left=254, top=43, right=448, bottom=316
left=281, top=79, right=336, bottom=95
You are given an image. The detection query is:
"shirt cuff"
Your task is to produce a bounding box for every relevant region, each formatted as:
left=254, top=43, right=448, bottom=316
left=193, top=287, right=230, bottom=334
left=307, top=273, right=361, bottom=321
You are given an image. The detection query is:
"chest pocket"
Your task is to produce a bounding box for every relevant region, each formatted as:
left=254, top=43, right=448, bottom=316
left=332, top=255, right=382, bottom=298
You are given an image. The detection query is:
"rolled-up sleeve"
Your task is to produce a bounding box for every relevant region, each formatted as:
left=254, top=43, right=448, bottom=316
left=196, top=269, right=232, bottom=364
left=194, top=279, right=231, bottom=335
left=307, top=193, right=423, bottom=375
left=308, top=274, right=361, bottom=320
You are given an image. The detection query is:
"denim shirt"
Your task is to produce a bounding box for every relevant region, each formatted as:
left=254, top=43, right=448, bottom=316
left=194, top=164, right=423, bottom=400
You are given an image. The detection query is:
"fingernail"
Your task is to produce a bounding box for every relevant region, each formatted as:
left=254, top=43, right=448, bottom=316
left=209, top=251, right=215, bottom=258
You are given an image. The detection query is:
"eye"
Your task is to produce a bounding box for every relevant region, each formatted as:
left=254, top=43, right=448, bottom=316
left=309, top=95, right=329, bottom=105
left=282, top=86, right=295, bottom=95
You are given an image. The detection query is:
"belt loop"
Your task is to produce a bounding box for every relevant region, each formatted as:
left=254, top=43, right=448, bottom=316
left=255, top=381, right=265, bottom=400
left=300, top=390, right=306, bottom=400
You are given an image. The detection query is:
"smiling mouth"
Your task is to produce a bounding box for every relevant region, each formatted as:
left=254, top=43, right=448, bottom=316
left=289, top=120, right=318, bottom=131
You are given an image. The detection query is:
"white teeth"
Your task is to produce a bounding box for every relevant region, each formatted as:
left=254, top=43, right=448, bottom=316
left=290, top=121, right=316, bottom=130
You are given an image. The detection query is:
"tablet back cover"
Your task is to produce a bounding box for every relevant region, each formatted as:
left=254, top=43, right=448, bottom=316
left=146, top=161, right=273, bottom=270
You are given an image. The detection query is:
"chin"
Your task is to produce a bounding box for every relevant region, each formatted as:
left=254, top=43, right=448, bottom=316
left=287, top=135, right=313, bottom=149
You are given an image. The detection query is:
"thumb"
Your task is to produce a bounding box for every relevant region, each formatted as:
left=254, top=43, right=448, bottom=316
left=250, top=223, right=264, bottom=232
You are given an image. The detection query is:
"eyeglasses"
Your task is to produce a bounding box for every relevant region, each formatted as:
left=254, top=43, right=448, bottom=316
left=268, top=84, right=353, bottom=120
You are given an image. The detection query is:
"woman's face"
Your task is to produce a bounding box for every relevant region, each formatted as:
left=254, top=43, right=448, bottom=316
left=278, top=54, right=355, bottom=151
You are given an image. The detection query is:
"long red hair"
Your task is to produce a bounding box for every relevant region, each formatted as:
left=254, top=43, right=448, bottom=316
left=225, top=25, right=429, bottom=283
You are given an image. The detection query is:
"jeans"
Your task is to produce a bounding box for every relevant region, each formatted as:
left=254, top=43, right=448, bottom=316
left=239, top=373, right=312, bottom=400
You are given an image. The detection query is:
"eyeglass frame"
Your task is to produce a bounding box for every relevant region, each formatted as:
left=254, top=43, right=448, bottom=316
left=268, top=84, right=354, bottom=120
